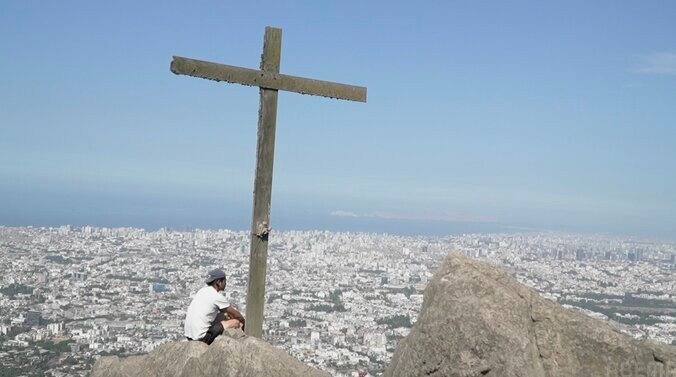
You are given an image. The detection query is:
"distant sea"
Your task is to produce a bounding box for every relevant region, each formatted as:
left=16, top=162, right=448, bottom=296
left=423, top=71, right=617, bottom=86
left=0, top=194, right=503, bottom=237
left=1, top=186, right=673, bottom=240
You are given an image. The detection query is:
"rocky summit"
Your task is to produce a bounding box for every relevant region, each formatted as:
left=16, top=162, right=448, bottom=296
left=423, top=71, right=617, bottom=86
left=90, top=329, right=329, bottom=377
left=385, top=252, right=676, bottom=377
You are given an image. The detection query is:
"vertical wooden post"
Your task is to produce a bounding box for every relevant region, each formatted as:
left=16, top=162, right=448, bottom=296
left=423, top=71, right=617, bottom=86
left=171, top=26, right=365, bottom=338
left=245, top=27, right=281, bottom=338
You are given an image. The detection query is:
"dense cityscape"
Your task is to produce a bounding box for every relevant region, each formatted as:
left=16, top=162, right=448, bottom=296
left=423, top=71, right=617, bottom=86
left=0, top=225, right=674, bottom=376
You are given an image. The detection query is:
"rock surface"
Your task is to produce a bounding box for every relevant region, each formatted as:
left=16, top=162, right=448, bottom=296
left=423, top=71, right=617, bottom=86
left=385, top=252, right=676, bottom=377
left=90, top=329, right=329, bottom=377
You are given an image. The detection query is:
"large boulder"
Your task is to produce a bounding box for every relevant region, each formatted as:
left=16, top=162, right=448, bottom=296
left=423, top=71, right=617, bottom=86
left=385, top=252, right=676, bottom=377
left=91, top=329, right=329, bottom=377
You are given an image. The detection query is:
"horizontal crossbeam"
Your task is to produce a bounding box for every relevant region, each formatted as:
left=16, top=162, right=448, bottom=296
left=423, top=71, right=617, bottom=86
left=171, top=56, right=367, bottom=103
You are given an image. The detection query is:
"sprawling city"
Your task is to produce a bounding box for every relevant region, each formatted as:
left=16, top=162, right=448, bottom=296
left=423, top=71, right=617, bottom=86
left=0, top=225, right=674, bottom=376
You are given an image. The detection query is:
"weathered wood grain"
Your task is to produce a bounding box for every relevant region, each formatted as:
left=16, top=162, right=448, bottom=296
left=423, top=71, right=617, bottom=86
left=171, top=56, right=367, bottom=102
left=245, top=26, right=281, bottom=339
left=170, top=26, right=367, bottom=339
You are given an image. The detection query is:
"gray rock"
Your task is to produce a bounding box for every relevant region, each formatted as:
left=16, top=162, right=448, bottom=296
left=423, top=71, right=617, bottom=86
left=90, top=329, right=329, bottom=377
left=385, top=252, right=676, bottom=377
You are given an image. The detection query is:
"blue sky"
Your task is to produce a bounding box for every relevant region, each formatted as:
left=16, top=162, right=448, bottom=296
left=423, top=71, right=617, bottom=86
left=1, top=1, right=675, bottom=239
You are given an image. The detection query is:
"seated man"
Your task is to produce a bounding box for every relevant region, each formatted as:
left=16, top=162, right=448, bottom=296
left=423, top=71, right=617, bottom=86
left=184, top=268, right=245, bottom=345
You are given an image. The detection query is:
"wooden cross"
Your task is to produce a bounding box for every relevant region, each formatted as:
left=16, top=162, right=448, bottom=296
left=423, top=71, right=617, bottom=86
left=170, top=26, right=367, bottom=338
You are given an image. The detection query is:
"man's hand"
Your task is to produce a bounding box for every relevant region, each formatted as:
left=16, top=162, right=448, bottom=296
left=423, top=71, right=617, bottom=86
left=223, top=306, right=245, bottom=328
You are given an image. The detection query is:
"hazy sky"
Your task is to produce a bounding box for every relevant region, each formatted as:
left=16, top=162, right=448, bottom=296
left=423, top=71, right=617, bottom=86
left=1, top=1, right=675, bottom=239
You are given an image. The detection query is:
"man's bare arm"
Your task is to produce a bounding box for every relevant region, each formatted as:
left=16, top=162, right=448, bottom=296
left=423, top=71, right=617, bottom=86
left=222, top=306, right=245, bottom=325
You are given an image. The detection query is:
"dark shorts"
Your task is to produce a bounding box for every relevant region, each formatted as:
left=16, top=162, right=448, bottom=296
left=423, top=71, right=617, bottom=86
left=188, top=319, right=224, bottom=345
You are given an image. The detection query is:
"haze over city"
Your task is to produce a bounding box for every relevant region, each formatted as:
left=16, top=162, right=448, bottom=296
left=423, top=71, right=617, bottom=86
left=1, top=1, right=675, bottom=239
left=2, top=3, right=676, bottom=376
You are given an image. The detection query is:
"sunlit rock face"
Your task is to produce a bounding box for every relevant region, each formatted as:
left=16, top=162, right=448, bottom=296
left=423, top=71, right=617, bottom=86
left=90, top=329, right=329, bottom=377
left=385, top=252, right=676, bottom=377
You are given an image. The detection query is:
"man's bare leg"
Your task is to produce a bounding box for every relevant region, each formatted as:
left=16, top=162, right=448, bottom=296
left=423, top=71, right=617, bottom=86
left=221, top=318, right=242, bottom=329
left=215, top=312, right=242, bottom=329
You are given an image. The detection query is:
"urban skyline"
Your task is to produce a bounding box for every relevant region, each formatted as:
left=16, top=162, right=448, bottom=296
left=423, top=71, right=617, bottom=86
left=1, top=225, right=674, bottom=376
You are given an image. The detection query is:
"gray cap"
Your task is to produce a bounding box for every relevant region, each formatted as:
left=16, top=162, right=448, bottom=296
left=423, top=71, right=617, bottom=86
left=205, top=268, right=226, bottom=284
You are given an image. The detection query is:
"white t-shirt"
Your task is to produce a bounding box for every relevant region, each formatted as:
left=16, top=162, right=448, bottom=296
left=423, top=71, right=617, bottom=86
left=184, top=285, right=230, bottom=340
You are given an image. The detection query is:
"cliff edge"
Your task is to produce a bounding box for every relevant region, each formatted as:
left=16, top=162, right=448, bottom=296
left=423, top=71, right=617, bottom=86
left=385, top=252, right=676, bottom=377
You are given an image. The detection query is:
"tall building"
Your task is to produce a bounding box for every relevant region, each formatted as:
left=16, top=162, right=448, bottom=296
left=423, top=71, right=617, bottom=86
left=575, top=249, right=585, bottom=261
left=627, top=251, right=637, bottom=262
